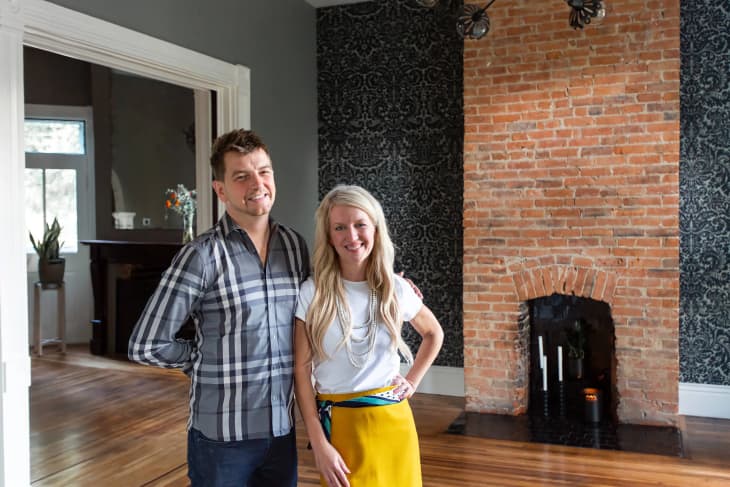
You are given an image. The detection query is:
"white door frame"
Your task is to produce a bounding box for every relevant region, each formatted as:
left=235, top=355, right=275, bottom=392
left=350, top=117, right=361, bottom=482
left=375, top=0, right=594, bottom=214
left=0, top=1, right=250, bottom=484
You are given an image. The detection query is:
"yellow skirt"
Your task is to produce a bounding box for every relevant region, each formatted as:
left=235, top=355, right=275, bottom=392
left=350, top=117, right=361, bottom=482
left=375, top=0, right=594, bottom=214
left=317, top=386, right=422, bottom=487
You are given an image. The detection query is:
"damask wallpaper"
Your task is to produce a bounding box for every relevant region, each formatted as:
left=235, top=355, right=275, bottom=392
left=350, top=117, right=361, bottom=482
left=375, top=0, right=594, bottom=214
left=317, top=0, right=464, bottom=366
left=679, top=1, right=730, bottom=385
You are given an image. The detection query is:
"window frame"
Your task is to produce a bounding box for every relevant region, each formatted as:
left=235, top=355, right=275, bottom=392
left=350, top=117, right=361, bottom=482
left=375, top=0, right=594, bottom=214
left=24, top=104, right=96, bottom=257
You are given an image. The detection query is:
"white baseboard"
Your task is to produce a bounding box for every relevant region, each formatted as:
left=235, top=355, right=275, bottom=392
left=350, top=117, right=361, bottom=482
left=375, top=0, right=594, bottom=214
left=400, top=365, right=464, bottom=397
left=400, top=376, right=730, bottom=411
left=679, top=382, right=730, bottom=419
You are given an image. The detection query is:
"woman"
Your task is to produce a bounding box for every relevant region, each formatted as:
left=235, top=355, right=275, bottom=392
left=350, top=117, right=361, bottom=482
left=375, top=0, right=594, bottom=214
left=294, top=185, right=444, bottom=487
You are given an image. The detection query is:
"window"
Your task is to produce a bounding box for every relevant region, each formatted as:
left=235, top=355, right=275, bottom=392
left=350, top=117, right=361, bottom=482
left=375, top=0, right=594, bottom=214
left=24, top=119, right=84, bottom=254
left=24, top=119, right=86, bottom=154
left=25, top=168, right=78, bottom=253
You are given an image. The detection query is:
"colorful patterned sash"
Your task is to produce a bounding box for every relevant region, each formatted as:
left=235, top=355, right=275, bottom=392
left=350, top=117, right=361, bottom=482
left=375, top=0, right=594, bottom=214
left=316, top=388, right=402, bottom=442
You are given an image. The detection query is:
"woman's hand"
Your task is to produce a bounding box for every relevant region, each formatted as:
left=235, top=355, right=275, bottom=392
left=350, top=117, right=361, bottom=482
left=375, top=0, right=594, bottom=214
left=312, top=441, right=351, bottom=487
left=390, top=373, right=416, bottom=400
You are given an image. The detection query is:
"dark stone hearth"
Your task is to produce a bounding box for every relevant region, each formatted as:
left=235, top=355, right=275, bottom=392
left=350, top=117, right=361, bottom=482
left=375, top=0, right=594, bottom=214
left=447, top=412, right=683, bottom=458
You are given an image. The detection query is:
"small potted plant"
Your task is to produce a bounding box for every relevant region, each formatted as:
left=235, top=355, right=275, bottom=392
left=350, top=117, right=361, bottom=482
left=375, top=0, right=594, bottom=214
left=30, top=217, right=65, bottom=284
left=565, top=318, right=587, bottom=379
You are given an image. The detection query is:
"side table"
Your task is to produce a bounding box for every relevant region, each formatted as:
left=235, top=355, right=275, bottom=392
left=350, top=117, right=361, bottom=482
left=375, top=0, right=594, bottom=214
left=32, top=281, right=66, bottom=356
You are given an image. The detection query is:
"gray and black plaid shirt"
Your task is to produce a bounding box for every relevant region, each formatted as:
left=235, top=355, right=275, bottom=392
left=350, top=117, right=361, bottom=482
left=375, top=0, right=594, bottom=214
left=128, top=213, right=310, bottom=441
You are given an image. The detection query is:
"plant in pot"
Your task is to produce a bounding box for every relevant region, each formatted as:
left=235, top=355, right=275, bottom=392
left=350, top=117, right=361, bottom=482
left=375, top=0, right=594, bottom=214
left=565, top=318, right=587, bottom=380
left=30, top=218, right=65, bottom=285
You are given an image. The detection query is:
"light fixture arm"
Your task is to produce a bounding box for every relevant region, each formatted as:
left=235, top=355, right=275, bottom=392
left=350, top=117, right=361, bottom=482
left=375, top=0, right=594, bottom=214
left=477, top=0, right=498, bottom=16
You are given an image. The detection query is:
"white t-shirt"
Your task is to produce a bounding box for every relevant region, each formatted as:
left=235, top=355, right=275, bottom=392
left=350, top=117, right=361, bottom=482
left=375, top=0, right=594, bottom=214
left=295, top=274, right=422, bottom=394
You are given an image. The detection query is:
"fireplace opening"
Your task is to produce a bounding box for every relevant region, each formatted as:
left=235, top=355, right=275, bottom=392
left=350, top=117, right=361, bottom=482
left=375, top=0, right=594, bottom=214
left=448, top=292, right=683, bottom=456
left=527, top=293, right=617, bottom=424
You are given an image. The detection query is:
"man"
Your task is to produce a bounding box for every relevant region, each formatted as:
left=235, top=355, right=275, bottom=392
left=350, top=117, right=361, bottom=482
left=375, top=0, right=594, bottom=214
left=129, top=129, right=310, bottom=486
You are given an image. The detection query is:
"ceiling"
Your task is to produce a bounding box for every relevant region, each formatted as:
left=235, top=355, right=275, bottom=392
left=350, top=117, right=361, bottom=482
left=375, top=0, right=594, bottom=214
left=305, top=0, right=371, bottom=7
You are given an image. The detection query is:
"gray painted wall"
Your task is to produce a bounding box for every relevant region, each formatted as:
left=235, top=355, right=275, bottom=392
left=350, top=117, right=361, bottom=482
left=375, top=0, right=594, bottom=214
left=24, top=46, right=91, bottom=106
left=110, top=72, right=196, bottom=231
left=46, top=0, right=319, bottom=246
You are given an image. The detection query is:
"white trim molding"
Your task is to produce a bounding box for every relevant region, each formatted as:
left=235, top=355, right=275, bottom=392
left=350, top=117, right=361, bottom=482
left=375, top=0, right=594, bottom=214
left=22, top=0, right=240, bottom=90
left=679, top=382, right=730, bottom=420
left=194, top=90, right=213, bottom=233
left=0, top=2, right=32, bottom=485
left=400, top=365, right=465, bottom=397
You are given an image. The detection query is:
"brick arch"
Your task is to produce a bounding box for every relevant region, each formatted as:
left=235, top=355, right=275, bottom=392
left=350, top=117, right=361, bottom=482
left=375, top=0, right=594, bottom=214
left=510, top=265, right=618, bottom=304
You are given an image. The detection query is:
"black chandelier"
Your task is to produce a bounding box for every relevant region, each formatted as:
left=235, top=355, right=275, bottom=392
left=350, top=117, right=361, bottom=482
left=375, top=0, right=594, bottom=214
left=566, top=0, right=606, bottom=29
left=416, top=0, right=606, bottom=40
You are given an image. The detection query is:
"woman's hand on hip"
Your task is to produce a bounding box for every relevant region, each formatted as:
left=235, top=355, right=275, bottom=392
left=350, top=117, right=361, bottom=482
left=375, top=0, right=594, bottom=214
left=391, top=373, right=416, bottom=400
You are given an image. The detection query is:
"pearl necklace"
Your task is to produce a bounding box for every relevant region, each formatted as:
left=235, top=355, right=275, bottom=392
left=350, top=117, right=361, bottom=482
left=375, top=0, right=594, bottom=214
left=335, top=288, right=378, bottom=369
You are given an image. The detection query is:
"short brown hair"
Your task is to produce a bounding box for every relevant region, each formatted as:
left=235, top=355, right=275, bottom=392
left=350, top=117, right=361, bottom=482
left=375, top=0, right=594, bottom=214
left=210, top=129, right=269, bottom=181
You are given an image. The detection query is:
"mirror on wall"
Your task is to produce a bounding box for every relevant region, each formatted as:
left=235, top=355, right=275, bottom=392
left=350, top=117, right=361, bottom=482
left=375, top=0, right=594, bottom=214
left=108, top=70, right=195, bottom=232
left=24, top=46, right=200, bottom=241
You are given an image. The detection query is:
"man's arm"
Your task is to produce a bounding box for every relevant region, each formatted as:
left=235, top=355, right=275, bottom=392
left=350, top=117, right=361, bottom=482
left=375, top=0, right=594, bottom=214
left=128, top=244, right=205, bottom=368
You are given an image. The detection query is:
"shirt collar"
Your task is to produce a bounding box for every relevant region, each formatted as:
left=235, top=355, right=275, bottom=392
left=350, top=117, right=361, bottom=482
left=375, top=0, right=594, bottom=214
left=220, top=212, right=279, bottom=238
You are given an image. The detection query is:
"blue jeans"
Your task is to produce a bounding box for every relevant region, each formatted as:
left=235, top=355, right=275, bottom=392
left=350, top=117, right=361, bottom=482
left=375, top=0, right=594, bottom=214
left=187, top=428, right=297, bottom=487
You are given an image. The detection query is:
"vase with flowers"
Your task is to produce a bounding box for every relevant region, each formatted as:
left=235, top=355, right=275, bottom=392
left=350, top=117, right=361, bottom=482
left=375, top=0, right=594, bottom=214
left=165, top=184, right=197, bottom=244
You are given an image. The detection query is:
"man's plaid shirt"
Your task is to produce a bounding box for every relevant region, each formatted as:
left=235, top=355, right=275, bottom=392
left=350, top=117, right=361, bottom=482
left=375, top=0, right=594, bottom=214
left=129, top=213, right=310, bottom=441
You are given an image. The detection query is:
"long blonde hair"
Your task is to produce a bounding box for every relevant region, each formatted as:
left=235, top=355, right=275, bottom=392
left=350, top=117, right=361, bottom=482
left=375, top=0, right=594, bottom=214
left=305, top=185, right=413, bottom=364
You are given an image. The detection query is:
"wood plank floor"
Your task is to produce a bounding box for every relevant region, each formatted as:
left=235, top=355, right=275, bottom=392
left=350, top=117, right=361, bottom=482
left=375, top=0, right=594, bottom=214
left=31, top=346, right=730, bottom=486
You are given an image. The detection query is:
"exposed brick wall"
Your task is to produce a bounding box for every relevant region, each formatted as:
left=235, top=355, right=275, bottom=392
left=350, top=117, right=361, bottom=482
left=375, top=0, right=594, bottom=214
left=463, top=0, right=680, bottom=425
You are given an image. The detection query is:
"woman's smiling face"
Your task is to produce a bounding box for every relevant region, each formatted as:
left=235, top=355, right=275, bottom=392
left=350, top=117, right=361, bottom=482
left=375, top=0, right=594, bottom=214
left=328, top=205, right=376, bottom=279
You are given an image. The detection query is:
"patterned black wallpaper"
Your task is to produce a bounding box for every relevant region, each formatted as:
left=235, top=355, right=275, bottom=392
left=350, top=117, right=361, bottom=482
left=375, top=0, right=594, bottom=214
left=679, top=2, right=730, bottom=385
left=317, top=0, right=464, bottom=366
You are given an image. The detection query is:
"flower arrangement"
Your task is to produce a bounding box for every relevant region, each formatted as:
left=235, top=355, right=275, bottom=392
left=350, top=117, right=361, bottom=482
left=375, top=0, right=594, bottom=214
left=165, top=184, right=197, bottom=243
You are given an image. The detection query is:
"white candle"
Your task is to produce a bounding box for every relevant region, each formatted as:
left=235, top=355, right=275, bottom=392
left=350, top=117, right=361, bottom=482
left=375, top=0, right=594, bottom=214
left=558, top=346, right=563, bottom=382
left=542, top=355, right=548, bottom=391
left=538, top=336, right=544, bottom=369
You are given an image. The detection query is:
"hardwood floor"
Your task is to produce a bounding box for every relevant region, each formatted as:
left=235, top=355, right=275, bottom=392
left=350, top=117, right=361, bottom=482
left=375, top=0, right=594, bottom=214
left=31, top=346, right=730, bottom=486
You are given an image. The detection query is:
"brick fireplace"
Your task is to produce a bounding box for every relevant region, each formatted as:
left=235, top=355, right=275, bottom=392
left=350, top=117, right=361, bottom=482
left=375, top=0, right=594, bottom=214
left=462, top=0, right=680, bottom=425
